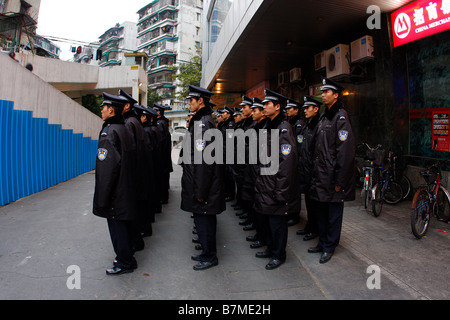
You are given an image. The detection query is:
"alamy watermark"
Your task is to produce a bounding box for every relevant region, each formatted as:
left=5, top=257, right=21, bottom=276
left=179, top=121, right=281, bottom=176
left=367, top=5, right=382, bottom=30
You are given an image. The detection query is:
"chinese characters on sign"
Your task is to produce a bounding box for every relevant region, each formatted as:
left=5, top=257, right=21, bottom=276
left=391, top=0, right=450, bottom=47
left=432, top=111, right=450, bottom=152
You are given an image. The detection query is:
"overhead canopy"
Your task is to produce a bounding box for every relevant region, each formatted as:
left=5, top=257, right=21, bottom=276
left=205, top=0, right=412, bottom=94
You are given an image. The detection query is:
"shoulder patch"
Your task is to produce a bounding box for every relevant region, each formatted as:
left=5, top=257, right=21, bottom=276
left=281, top=144, right=292, bottom=156
left=97, top=148, right=108, bottom=161
left=338, top=130, right=349, bottom=141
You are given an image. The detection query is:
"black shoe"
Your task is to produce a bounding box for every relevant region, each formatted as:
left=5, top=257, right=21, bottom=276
left=308, top=246, right=323, bottom=253
left=239, top=219, right=251, bottom=226
left=250, top=241, right=266, bottom=249
left=303, top=233, right=317, bottom=241
left=194, top=244, right=202, bottom=251
left=243, top=224, right=256, bottom=231
left=320, top=252, right=333, bottom=264
left=192, top=229, right=198, bottom=235
left=234, top=206, right=243, bottom=211
left=296, top=229, right=307, bottom=235
left=192, top=237, right=200, bottom=244
left=255, top=251, right=271, bottom=259
left=193, top=258, right=218, bottom=271
left=288, top=219, right=300, bottom=226
left=191, top=254, right=202, bottom=262
left=265, top=258, right=285, bottom=270
left=246, top=235, right=258, bottom=242
left=235, top=211, right=246, bottom=217
left=231, top=203, right=239, bottom=207
left=106, top=265, right=135, bottom=276
left=225, top=197, right=232, bottom=202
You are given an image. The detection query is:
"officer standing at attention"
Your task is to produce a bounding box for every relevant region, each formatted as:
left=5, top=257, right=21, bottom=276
left=118, top=89, right=151, bottom=250
left=221, top=106, right=236, bottom=202
left=308, top=79, right=356, bottom=264
left=93, top=92, right=138, bottom=275
left=295, top=96, right=322, bottom=242
left=284, top=99, right=303, bottom=227
left=181, top=85, right=226, bottom=271
left=254, top=89, right=299, bottom=270
left=154, top=104, right=173, bottom=205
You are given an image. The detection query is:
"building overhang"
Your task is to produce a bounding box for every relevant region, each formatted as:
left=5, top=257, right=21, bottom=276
left=202, top=0, right=412, bottom=94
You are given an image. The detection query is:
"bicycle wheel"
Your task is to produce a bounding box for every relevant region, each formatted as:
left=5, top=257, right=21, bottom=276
left=411, top=189, right=431, bottom=239
left=384, top=181, right=403, bottom=204
left=399, top=175, right=412, bottom=200
left=372, top=185, right=383, bottom=217
left=436, top=186, right=450, bottom=222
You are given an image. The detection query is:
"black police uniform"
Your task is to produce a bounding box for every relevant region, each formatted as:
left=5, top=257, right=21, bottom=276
left=93, top=93, right=138, bottom=275
left=285, top=99, right=303, bottom=226
left=253, top=89, right=299, bottom=270
left=295, top=96, right=321, bottom=240
left=180, top=85, right=226, bottom=270
left=119, top=90, right=151, bottom=248
left=309, top=79, right=356, bottom=263
left=221, top=106, right=236, bottom=201
left=154, top=104, right=173, bottom=205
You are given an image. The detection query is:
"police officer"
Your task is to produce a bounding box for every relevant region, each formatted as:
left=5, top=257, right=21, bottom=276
left=221, top=106, right=236, bottom=202
left=243, top=97, right=268, bottom=248
left=154, top=103, right=173, bottom=205
left=308, top=79, right=356, bottom=264
left=93, top=92, right=138, bottom=275
left=254, top=89, right=299, bottom=270
left=119, top=89, right=151, bottom=250
left=180, top=85, right=226, bottom=271
left=295, top=96, right=321, bottom=242
left=284, top=99, right=303, bottom=226
left=236, top=95, right=257, bottom=230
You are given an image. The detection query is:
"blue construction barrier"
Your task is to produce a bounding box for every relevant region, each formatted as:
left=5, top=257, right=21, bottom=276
left=0, top=99, right=99, bottom=206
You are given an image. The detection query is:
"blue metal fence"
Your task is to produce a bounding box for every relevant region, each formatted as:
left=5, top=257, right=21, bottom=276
left=0, top=99, right=98, bottom=206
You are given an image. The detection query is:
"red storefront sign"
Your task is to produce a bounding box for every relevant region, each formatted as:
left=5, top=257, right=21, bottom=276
left=432, top=111, right=449, bottom=152
left=391, top=0, right=450, bottom=47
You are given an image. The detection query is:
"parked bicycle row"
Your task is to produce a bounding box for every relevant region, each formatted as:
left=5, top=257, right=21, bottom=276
left=355, top=143, right=450, bottom=239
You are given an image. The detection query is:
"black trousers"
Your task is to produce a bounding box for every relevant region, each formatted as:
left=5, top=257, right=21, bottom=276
left=107, top=219, right=137, bottom=269
left=316, top=202, right=344, bottom=253
left=304, top=194, right=319, bottom=235
left=263, top=215, right=288, bottom=261
left=193, top=214, right=217, bottom=262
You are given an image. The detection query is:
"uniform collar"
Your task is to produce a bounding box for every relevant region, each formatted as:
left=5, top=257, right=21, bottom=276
left=192, top=105, right=213, bottom=121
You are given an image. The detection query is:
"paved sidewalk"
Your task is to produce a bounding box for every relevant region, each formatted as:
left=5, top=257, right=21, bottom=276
left=0, top=150, right=449, bottom=300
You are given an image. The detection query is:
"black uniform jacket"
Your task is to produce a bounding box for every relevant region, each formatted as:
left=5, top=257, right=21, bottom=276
left=181, top=105, right=226, bottom=215
left=93, top=115, right=137, bottom=220
left=296, top=113, right=320, bottom=193
left=156, top=116, right=174, bottom=174
left=309, top=101, right=356, bottom=203
left=254, top=112, right=300, bottom=216
left=241, top=117, right=268, bottom=202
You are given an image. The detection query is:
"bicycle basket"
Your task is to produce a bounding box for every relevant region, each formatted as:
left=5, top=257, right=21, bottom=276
left=366, top=149, right=386, bottom=166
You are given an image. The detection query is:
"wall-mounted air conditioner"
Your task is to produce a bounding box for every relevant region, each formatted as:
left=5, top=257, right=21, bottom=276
left=351, top=35, right=374, bottom=63
left=325, top=44, right=350, bottom=79
left=314, top=51, right=326, bottom=71
left=289, top=68, right=302, bottom=82
left=278, top=71, right=289, bottom=87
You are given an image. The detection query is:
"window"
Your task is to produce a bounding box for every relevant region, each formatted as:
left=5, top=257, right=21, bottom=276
left=207, top=0, right=233, bottom=57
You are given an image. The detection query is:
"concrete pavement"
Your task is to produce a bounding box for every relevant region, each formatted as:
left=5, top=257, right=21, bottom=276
left=1, top=149, right=449, bottom=301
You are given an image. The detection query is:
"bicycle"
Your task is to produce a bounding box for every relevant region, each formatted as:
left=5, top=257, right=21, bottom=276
left=411, top=161, right=450, bottom=239
left=389, top=152, right=412, bottom=201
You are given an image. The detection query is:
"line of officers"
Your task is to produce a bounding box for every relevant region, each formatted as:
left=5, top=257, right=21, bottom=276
left=181, top=78, right=355, bottom=271
left=92, top=89, right=173, bottom=275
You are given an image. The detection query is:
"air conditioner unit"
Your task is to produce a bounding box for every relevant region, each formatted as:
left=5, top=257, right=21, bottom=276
left=289, top=68, right=302, bottom=82
left=325, top=44, right=350, bottom=79
left=314, top=51, right=326, bottom=71
left=278, top=71, right=289, bottom=86
left=351, top=35, right=374, bottom=63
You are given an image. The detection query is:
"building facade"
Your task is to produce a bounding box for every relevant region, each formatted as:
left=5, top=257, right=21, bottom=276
left=137, top=0, right=203, bottom=128
left=97, top=21, right=137, bottom=67
left=0, top=0, right=41, bottom=52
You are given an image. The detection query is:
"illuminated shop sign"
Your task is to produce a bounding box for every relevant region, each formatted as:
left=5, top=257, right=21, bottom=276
left=391, top=0, right=450, bottom=47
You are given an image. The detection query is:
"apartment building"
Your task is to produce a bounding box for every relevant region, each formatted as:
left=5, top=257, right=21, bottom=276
left=137, top=0, right=203, bottom=128
left=97, top=21, right=137, bottom=67
left=0, top=0, right=41, bottom=52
